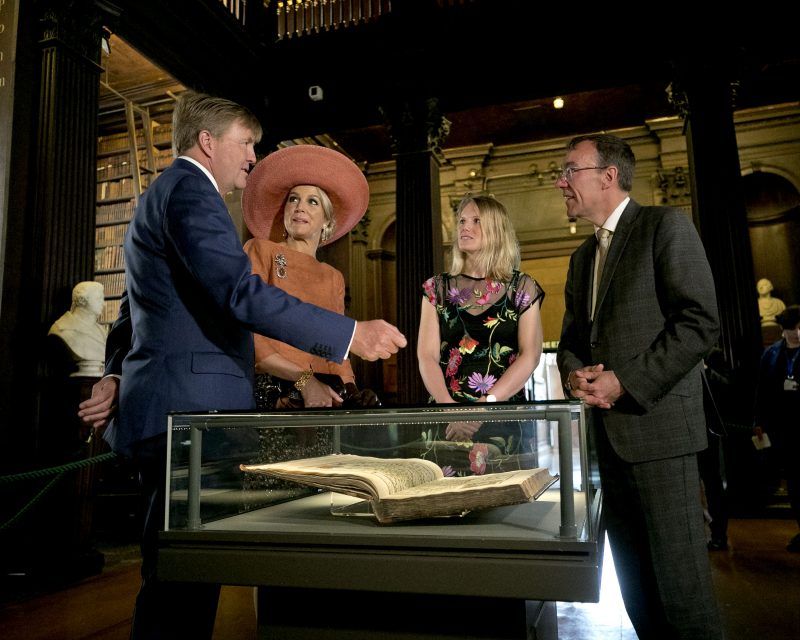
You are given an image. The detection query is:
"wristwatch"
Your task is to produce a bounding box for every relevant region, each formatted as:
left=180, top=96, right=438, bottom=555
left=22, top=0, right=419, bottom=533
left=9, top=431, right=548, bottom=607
left=486, top=394, right=497, bottom=403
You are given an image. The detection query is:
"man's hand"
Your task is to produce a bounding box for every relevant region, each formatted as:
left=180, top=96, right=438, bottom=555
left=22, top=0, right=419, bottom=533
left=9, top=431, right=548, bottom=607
left=350, top=320, right=407, bottom=361
left=569, top=364, right=625, bottom=409
left=78, top=376, right=120, bottom=432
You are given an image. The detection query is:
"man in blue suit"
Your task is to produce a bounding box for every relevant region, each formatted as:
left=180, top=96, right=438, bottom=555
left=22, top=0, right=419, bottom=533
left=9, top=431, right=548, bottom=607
left=79, top=92, right=405, bottom=638
left=557, top=134, right=722, bottom=639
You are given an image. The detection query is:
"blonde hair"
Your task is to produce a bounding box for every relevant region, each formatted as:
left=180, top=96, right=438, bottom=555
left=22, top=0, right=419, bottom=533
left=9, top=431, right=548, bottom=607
left=172, top=91, right=262, bottom=155
left=449, top=195, right=520, bottom=281
left=315, top=186, right=336, bottom=243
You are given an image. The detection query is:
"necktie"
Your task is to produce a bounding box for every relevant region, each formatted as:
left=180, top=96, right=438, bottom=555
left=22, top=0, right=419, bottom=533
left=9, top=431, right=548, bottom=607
left=591, top=228, right=612, bottom=319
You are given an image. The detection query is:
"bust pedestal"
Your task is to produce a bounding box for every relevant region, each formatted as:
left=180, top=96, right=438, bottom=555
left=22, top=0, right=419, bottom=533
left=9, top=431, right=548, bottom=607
left=34, top=335, right=107, bottom=581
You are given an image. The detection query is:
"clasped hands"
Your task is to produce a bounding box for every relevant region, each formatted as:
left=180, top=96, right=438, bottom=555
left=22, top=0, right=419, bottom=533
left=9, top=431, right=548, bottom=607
left=567, top=364, right=624, bottom=409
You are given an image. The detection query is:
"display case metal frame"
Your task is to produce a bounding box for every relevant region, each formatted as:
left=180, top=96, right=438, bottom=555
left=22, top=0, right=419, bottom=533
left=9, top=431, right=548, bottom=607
left=159, top=401, right=602, bottom=637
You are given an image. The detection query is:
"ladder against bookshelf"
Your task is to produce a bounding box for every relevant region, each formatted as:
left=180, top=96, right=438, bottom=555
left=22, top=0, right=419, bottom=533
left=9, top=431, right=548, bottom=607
left=94, top=118, right=173, bottom=324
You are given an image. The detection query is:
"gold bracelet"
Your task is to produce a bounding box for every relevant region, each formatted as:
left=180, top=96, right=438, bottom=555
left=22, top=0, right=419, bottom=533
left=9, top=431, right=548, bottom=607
left=294, top=368, right=314, bottom=391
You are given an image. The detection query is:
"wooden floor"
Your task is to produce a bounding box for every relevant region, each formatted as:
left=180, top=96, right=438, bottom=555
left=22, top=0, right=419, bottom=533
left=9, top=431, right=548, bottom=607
left=1, top=518, right=798, bottom=639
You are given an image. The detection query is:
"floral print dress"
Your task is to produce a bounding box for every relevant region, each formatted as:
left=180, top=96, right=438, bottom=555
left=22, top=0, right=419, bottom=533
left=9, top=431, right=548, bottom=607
left=420, top=271, right=544, bottom=466
left=422, top=270, right=544, bottom=402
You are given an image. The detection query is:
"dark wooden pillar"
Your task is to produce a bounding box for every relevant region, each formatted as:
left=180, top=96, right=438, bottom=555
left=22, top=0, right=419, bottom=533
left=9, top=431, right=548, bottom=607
left=382, top=98, right=449, bottom=405
left=674, top=58, right=762, bottom=392
left=0, top=0, right=102, bottom=466
left=672, top=54, right=765, bottom=512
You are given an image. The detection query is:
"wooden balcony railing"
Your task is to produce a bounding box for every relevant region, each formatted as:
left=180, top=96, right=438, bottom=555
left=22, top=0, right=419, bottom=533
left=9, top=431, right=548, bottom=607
left=273, top=0, right=391, bottom=40
left=219, top=0, right=248, bottom=25
left=217, top=0, right=475, bottom=41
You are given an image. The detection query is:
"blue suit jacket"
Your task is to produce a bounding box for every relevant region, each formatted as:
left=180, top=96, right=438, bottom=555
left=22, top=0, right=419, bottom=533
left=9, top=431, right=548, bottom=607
left=104, top=159, right=354, bottom=456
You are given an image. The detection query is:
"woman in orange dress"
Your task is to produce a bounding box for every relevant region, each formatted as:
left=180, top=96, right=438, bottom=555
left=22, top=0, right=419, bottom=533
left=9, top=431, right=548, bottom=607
left=241, top=144, right=378, bottom=411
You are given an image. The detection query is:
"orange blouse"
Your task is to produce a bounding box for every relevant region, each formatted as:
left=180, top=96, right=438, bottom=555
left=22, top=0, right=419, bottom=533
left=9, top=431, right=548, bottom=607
left=243, top=238, right=355, bottom=384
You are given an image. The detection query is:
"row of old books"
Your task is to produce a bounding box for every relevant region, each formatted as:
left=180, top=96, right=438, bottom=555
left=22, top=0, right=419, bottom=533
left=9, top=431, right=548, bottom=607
left=95, top=272, right=126, bottom=298
left=152, top=123, right=172, bottom=147
left=96, top=200, right=135, bottom=225
left=95, top=245, right=125, bottom=272
left=97, top=152, right=135, bottom=181
left=98, top=130, right=147, bottom=155
left=96, top=148, right=172, bottom=181
left=95, top=223, right=128, bottom=248
left=155, top=147, right=174, bottom=170
left=97, top=122, right=172, bottom=156
left=101, top=298, right=122, bottom=325
left=97, top=178, right=135, bottom=202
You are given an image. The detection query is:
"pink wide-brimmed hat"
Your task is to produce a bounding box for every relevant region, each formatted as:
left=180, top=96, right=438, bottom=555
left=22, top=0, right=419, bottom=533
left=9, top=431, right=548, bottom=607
left=242, top=145, right=369, bottom=244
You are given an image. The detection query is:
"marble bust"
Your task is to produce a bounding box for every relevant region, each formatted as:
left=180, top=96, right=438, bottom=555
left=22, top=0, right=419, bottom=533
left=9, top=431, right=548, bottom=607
left=48, top=281, right=108, bottom=377
left=757, top=278, right=786, bottom=326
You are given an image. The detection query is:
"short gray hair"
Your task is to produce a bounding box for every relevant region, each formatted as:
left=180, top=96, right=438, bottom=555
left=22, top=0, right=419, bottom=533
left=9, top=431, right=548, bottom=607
left=567, top=134, right=635, bottom=192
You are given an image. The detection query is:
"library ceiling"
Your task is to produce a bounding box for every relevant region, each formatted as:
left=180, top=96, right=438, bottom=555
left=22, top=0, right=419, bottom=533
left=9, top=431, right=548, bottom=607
left=98, top=3, right=800, bottom=165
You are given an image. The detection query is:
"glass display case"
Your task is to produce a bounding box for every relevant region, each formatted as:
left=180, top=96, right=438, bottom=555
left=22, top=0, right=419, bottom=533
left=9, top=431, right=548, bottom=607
left=160, top=401, right=602, bottom=615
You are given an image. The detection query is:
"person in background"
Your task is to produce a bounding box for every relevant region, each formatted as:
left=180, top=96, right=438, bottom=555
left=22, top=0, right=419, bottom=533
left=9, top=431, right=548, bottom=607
left=753, top=304, right=800, bottom=552
left=556, top=133, right=722, bottom=638
left=417, top=194, right=543, bottom=454
left=78, top=92, right=405, bottom=639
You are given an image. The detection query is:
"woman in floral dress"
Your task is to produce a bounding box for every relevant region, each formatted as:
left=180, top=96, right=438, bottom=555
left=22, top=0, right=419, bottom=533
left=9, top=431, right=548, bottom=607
left=417, top=195, right=544, bottom=456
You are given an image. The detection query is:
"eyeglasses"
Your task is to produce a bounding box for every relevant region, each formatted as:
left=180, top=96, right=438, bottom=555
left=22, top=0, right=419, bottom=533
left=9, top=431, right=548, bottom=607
left=558, top=166, right=609, bottom=182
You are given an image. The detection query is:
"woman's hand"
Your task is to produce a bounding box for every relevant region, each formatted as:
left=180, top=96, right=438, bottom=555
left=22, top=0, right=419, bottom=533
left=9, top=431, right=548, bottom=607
left=300, top=377, right=343, bottom=407
left=445, top=421, right=482, bottom=442
left=342, top=383, right=381, bottom=407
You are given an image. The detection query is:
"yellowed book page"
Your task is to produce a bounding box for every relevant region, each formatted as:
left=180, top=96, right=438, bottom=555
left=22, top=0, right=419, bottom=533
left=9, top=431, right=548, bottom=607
left=241, top=454, right=444, bottom=499
left=385, top=469, right=547, bottom=500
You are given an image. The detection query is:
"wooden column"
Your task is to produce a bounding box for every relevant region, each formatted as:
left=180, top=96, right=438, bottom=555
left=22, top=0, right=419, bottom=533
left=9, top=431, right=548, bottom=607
left=672, top=55, right=764, bottom=510
left=673, top=56, right=762, bottom=391
left=0, top=0, right=102, bottom=465
left=382, top=98, right=449, bottom=405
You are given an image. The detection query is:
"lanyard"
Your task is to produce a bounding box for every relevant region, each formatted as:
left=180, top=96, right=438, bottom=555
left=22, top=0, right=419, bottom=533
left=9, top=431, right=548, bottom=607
left=786, top=348, right=800, bottom=379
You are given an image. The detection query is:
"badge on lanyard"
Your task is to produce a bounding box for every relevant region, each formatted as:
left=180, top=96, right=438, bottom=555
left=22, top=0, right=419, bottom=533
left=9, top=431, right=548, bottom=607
left=785, top=349, right=799, bottom=391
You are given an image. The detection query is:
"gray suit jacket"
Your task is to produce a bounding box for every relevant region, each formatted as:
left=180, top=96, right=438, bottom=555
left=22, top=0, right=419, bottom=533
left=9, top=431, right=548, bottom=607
left=557, top=200, right=719, bottom=463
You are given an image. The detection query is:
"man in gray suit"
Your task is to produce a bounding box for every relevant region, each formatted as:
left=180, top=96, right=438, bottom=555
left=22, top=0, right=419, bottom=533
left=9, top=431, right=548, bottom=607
left=557, top=134, right=723, bottom=639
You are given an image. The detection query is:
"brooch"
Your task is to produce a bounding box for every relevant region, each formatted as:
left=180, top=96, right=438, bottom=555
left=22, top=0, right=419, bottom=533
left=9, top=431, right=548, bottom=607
left=274, top=253, right=287, bottom=279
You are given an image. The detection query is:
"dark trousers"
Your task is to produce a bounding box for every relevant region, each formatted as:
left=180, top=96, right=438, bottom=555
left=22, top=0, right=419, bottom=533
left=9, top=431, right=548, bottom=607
left=595, top=420, right=723, bottom=640
left=130, top=434, right=220, bottom=640
left=698, top=432, right=728, bottom=542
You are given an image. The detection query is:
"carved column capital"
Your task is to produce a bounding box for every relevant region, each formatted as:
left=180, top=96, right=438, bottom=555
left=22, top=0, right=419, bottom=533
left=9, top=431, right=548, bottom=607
left=669, top=50, right=743, bottom=121
left=38, top=0, right=104, bottom=63
left=380, top=97, right=451, bottom=157
left=351, top=211, right=371, bottom=245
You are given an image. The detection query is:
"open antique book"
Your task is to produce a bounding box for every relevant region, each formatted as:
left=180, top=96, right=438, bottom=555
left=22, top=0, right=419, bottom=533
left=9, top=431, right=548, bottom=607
left=240, top=454, right=556, bottom=524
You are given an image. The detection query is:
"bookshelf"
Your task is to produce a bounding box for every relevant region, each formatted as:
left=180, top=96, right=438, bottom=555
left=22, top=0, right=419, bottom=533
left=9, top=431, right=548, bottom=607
left=94, top=101, right=172, bottom=324
left=94, top=108, right=173, bottom=324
